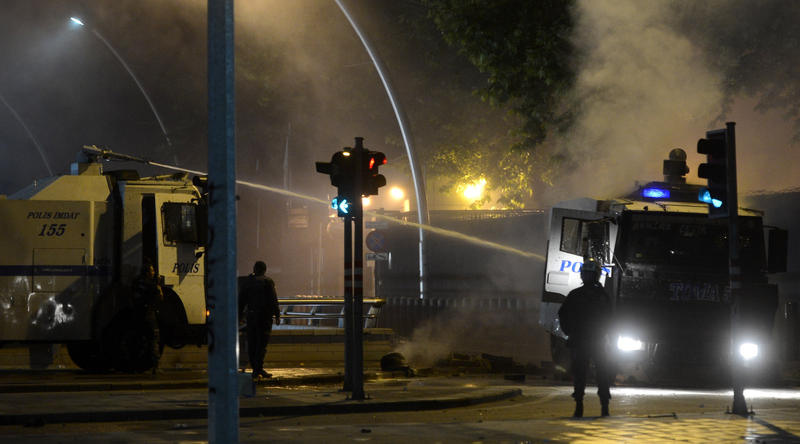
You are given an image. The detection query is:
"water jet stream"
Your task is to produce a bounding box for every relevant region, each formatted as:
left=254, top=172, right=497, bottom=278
left=148, top=161, right=545, bottom=261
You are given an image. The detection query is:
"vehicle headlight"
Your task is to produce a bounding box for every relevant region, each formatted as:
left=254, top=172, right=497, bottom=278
left=738, top=342, right=759, bottom=361
left=617, top=335, right=644, bottom=352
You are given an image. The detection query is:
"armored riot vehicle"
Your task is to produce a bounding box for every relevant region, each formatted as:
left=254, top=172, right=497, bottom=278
left=0, top=147, right=207, bottom=372
left=539, top=150, right=787, bottom=380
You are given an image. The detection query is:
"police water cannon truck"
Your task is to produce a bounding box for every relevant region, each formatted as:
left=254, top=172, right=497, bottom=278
left=0, top=146, right=208, bottom=372
left=540, top=149, right=787, bottom=380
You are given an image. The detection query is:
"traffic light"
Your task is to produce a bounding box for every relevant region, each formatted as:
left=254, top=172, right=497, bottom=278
left=317, top=139, right=387, bottom=218
left=330, top=196, right=351, bottom=217
left=362, top=150, right=387, bottom=196
left=697, top=128, right=728, bottom=218
left=316, top=149, right=356, bottom=212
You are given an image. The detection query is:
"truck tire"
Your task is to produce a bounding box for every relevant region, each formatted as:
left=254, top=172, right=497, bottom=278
left=66, top=341, right=112, bottom=372
left=105, top=310, right=160, bottom=373
left=158, top=288, right=189, bottom=349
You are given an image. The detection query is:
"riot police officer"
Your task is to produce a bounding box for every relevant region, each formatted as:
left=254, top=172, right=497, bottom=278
left=239, top=261, right=281, bottom=380
left=558, top=259, right=613, bottom=417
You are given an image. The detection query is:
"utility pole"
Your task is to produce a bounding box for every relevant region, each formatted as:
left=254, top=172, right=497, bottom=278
left=207, top=0, right=238, bottom=442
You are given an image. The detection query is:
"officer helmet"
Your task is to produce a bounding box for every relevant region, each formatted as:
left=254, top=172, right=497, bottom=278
left=580, top=260, right=601, bottom=283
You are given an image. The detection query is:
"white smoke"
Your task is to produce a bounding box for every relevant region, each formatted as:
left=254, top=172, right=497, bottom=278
left=550, top=0, right=725, bottom=202
left=546, top=0, right=800, bottom=203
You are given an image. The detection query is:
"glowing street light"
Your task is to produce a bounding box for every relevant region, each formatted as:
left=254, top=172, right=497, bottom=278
left=68, top=16, right=173, bottom=156
left=462, top=178, right=487, bottom=201
left=389, top=186, right=405, bottom=200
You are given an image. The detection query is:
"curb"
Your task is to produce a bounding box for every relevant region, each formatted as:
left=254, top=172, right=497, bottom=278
left=0, top=373, right=359, bottom=394
left=0, top=388, right=522, bottom=426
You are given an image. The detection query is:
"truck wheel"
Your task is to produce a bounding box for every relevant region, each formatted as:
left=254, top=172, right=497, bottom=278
left=158, top=288, right=189, bottom=349
left=106, top=311, right=160, bottom=373
left=66, top=341, right=111, bottom=372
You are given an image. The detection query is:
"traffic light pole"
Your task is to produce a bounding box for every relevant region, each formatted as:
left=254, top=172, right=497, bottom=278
left=351, top=139, right=366, bottom=400
left=343, top=214, right=354, bottom=392
left=318, top=136, right=380, bottom=400
left=724, top=122, right=747, bottom=416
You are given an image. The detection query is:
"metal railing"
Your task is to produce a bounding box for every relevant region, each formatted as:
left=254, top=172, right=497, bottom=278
left=276, top=298, right=385, bottom=329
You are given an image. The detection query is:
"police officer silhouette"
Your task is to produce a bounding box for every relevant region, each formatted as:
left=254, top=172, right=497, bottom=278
left=558, top=259, right=613, bottom=417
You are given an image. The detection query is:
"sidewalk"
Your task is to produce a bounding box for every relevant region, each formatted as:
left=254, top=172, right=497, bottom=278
left=0, top=369, right=521, bottom=426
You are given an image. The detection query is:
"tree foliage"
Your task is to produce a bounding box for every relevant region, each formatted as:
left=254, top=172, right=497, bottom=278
left=670, top=0, right=800, bottom=141
left=424, top=0, right=576, bottom=150
left=429, top=138, right=558, bottom=208
left=351, top=1, right=549, bottom=209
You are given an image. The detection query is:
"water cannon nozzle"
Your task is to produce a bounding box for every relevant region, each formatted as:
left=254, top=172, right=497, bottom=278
left=663, top=148, right=689, bottom=184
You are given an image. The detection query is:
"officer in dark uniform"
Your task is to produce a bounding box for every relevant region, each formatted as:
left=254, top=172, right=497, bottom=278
left=558, top=259, right=613, bottom=417
left=239, top=261, right=281, bottom=380
left=132, top=259, right=163, bottom=371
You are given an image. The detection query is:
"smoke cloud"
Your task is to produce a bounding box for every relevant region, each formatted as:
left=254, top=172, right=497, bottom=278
left=548, top=0, right=723, bottom=203
left=394, top=305, right=549, bottom=368
left=546, top=0, right=800, bottom=204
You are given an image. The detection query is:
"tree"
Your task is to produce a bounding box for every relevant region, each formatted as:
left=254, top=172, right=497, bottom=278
left=347, top=0, right=559, bottom=209
left=424, top=0, right=576, bottom=150
left=423, top=0, right=800, bottom=205
left=670, top=0, right=800, bottom=141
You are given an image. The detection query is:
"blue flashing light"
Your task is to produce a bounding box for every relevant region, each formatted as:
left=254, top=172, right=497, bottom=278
left=642, top=187, right=670, bottom=199
left=698, top=189, right=723, bottom=208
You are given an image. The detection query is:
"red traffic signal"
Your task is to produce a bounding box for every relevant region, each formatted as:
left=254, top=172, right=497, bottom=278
left=362, top=150, right=387, bottom=196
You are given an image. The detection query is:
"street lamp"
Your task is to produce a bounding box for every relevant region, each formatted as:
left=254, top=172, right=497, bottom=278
left=69, top=17, right=174, bottom=158
left=388, top=186, right=410, bottom=212
left=462, top=178, right=487, bottom=201
left=335, top=0, right=429, bottom=300
left=389, top=186, right=405, bottom=200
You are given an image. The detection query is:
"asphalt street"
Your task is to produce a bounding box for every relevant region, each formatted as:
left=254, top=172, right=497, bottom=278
left=1, top=368, right=799, bottom=443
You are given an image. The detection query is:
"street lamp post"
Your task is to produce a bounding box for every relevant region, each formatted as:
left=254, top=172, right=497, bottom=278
left=0, top=93, right=52, bottom=175
left=334, top=0, right=429, bottom=301
left=69, top=17, right=174, bottom=160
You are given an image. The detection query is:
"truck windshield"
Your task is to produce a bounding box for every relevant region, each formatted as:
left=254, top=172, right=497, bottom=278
left=617, top=212, right=765, bottom=275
